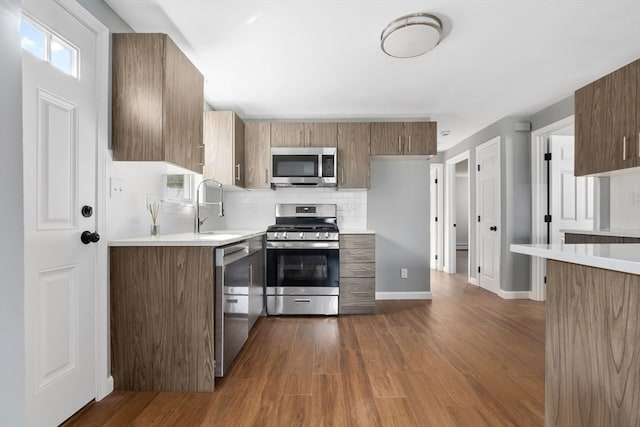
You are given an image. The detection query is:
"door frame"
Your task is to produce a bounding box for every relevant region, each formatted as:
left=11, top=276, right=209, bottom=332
left=475, top=137, right=501, bottom=293
left=430, top=163, right=444, bottom=270
left=444, top=150, right=470, bottom=278
left=53, top=0, right=112, bottom=399
left=530, top=115, right=599, bottom=301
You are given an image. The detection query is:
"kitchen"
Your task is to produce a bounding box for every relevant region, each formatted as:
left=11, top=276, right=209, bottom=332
left=2, top=0, right=640, bottom=426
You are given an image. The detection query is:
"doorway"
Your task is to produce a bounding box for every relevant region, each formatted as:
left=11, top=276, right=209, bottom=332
left=444, top=151, right=470, bottom=280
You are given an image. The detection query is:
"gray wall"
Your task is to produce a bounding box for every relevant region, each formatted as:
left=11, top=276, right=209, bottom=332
left=368, top=159, right=430, bottom=294
left=431, top=117, right=532, bottom=292
left=455, top=175, right=469, bottom=247
left=530, top=95, right=573, bottom=132
left=0, top=0, right=26, bottom=425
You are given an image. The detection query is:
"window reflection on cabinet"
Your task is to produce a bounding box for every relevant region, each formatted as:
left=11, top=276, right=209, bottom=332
left=245, top=121, right=271, bottom=189
left=203, top=111, right=245, bottom=187
left=337, top=123, right=370, bottom=189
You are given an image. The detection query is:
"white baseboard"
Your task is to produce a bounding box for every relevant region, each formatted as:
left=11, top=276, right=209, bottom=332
left=468, top=277, right=478, bottom=286
left=498, top=290, right=532, bottom=300
left=376, top=291, right=432, bottom=300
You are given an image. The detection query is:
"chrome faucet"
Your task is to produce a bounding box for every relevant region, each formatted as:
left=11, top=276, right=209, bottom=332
left=195, top=178, right=224, bottom=233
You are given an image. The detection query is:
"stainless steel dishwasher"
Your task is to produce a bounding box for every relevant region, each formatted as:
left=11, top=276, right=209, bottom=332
left=214, top=236, right=263, bottom=377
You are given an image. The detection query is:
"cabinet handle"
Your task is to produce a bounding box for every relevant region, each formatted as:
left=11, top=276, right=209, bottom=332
left=398, top=136, right=402, bottom=153
left=623, top=136, right=627, bottom=160
left=341, top=167, right=344, bottom=184
left=249, top=264, right=253, bottom=285
left=408, top=136, right=411, bottom=153
left=351, top=268, right=370, bottom=273
left=226, top=299, right=238, bottom=304
left=308, top=129, right=312, bottom=146
left=265, top=168, right=269, bottom=184
left=638, top=134, right=640, bottom=157
left=349, top=291, right=368, bottom=295
left=300, top=130, right=304, bottom=146
left=294, top=299, right=311, bottom=304
left=236, top=164, right=241, bottom=181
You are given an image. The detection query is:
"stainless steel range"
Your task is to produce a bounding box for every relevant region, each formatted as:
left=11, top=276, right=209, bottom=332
left=266, top=204, right=339, bottom=315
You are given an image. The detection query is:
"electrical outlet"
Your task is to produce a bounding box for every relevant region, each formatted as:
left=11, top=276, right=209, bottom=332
left=110, top=178, right=125, bottom=198
left=401, top=268, right=408, bottom=279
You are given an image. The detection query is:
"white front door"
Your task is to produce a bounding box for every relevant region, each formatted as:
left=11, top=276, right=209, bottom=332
left=550, top=135, right=594, bottom=243
left=22, top=1, right=98, bottom=425
left=476, top=138, right=501, bottom=295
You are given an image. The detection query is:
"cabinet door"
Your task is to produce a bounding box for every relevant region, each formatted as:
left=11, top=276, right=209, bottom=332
left=403, top=122, right=437, bottom=155
left=244, top=122, right=271, bottom=189
left=575, top=79, right=608, bottom=176
left=337, top=123, right=370, bottom=188
left=270, top=122, right=304, bottom=147
left=371, top=122, right=404, bottom=155
left=607, top=62, right=637, bottom=170
left=234, top=116, right=245, bottom=187
left=305, top=122, right=337, bottom=147
left=163, top=35, right=204, bottom=173
left=203, top=111, right=234, bottom=185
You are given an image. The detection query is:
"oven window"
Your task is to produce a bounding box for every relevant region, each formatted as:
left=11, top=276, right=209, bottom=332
left=273, top=155, right=318, bottom=177
left=267, top=248, right=339, bottom=287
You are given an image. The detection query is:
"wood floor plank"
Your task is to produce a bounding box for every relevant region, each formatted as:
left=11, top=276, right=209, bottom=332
left=64, top=269, right=545, bottom=426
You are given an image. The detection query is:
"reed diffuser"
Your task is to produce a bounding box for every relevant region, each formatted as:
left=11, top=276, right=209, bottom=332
left=147, top=201, right=160, bottom=236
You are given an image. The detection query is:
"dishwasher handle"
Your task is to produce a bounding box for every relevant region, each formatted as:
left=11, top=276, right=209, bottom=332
left=216, top=244, right=250, bottom=266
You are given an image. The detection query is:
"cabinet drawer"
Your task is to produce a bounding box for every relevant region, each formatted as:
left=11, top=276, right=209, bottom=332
left=341, top=248, right=375, bottom=263
left=340, top=263, right=375, bottom=278
left=340, top=278, right=375, bottom=314
left=340, top=234, right=375, bottom=249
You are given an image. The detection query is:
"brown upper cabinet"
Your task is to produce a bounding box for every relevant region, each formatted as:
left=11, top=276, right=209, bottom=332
left=370, top=122, right=437, bottom=156
left=270, top=122, right=338, bottom=147
left=203, top=111, right=245, bottom=187
left=337, top=123, right=371, bottom=189
left=575, top=59, right=640, bottom=176
left=244, top=121, right=271, bottom=189
left=112, top=33, right=204, bottom=173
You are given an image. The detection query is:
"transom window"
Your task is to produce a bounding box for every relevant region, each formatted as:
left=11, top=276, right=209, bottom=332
left=21, top=16, right=79, bottom=78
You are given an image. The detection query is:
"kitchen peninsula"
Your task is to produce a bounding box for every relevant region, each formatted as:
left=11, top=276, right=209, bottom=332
left=511, top=243, right=640, bottom=427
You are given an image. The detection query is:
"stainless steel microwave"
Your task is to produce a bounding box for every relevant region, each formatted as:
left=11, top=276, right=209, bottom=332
left=271, top=147, right=337, bottom=187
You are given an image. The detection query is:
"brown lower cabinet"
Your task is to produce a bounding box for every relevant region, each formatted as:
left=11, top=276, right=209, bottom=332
left=564, top=232, right=639, bottom=244
left=339, top=234, right=376, bottom=314
left=110, top=246, right=215, bottom=392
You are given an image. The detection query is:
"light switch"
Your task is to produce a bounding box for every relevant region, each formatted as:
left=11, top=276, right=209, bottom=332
left=110, top=177, right=126, bottom=198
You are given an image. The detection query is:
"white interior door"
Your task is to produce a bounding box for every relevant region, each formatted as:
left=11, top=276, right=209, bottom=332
left=476, top=138, right=501, bottom=295
left=550, top=135, right=594, bottom=243
left=22, top=1, right=98, bottom=425
left=430, top=164, right=443, bottom=270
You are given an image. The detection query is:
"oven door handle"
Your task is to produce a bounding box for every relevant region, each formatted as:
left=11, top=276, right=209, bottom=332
left=266, top=241, right=339, bottom=250
left=294, top=299, right=312, bottom=303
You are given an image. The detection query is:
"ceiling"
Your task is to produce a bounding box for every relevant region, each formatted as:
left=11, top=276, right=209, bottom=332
left=105, top=0, right=640, bottom=152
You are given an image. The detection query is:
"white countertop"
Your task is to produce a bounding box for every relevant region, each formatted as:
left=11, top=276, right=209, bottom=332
left=341, top=230, right=375, bottom=234
left=511, top=243, right=640, bottom=275
left=561, top=229, right=640, bottom=238
left=109, top=230, right=266, bottom=247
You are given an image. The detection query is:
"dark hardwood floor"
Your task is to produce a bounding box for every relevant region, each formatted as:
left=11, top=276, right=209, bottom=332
left=65, top=271, right=545, bottom=426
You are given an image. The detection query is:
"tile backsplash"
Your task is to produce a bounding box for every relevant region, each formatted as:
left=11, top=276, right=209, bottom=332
left=610, top=170, right=640, bottom=231
left=216, top=188, right=368, bottom=231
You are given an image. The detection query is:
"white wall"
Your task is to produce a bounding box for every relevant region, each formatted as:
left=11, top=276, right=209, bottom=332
left=0, top=0, right=26, bottom=425
left=610, top=170, right=640, bottom=231
left=219, top=188, right=367, bottom=231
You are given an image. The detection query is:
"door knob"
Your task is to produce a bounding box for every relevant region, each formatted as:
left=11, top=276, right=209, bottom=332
left=81, top=231, right=100, bottom=244
left=489, top=226, right=497, bottom=231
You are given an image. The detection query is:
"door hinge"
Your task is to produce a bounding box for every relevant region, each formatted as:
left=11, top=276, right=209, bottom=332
left=435, top=217, right=438, bottom=222
left=435, top=178, right=438, bottom=184
left=478, top=266, right=481, bottom=273
left=544, top=214, right=552, bottom=223
left=435, top=255, right=438, bottom=260
left=477, top=164, right=480, bottom=172
left=544, top=276, right=547, bottom=284
left=477, top=215, right=481, bottom=222
left=544, top=153, right=552, bottom=161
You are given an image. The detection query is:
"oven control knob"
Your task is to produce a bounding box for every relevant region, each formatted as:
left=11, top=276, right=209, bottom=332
left=283, top=231, right=288, bottom=239
left=274, top=232, right=279, bottom=239
left=299, top=232, right=304, bottom=239
left=316, top=232, right=320, bottom=239
left=324, top=232, right=329, bottom=238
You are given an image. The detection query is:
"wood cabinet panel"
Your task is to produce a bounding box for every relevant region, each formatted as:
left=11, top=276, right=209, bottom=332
left=203, top=111, right=245, bottom=187
left=244, top=121, right=271, bottom=189
left=340, top=234, right=376, bottom=314
left=337, top=123, right=370, bottom=189
left=341, top=248, right=375, bottom=263
left=112, top=33, right=204, bottom=173
left=371, top=122, right=404, bottom=155
left=575, top=59, right=640, bottom=176
left=564, top=233, right=624, bottom=244
left=305, top=122, right=337, bottom=147
left=339, top=278, right=376, bottom=313
left=110, top=246, right=215, bottom=392
left=546, top=260, right=640, bottom=427
left=270, top=122, right=304, bottom=147
left=404, top=122, right=437, bottom=155
left=340, top=234, right=375, bottom=249
left=624, top=237, right=640, bottom=243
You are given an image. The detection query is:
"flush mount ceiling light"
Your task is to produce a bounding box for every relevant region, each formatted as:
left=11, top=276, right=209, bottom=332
left=381, top=13, right=443, bottom=58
